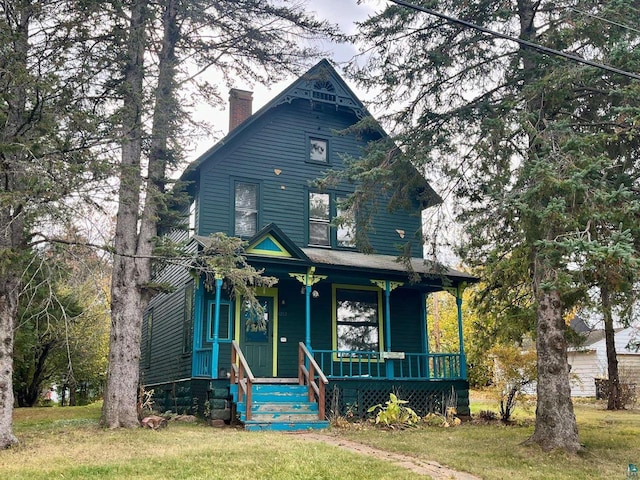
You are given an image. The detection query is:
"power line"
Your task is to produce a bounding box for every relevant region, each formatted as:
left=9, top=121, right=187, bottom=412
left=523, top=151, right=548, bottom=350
left=569, top=7, right=640, bottom=35
left=386, top=0, right=640, bottom=81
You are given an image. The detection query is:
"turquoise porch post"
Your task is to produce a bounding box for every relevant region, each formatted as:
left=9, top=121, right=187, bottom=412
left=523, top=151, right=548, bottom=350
left=289, top=267, right=326, bottom=352
left=421, top=292, right=430, bottom=378
left=305, top=283, right=311, bottom=349
left=384, top=280, right=393, bottom=379
left=191, top=279, right=204, bottom=377
left=456, top=285, right=467, bottom=379
left=211, top=275, right=223, bottom=378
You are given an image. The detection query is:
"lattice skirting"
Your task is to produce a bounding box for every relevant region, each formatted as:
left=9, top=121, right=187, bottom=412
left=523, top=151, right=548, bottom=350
left=326, top=379, right=470, bottom=419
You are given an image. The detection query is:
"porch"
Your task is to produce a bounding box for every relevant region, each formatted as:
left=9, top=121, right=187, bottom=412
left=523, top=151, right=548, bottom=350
left=194, top=348, right=464, bottom=381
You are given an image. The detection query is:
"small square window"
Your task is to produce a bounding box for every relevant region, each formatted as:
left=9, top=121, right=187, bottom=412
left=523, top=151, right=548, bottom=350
left=309, top=138, right=328, bottom=162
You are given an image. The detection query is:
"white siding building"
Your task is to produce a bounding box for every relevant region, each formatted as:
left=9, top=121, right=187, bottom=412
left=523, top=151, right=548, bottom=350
left=567, top=327, right=640, bottom=397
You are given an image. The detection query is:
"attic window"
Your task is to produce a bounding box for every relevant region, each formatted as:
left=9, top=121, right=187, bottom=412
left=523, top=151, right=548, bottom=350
left=312, top=80, right=336, bottom=102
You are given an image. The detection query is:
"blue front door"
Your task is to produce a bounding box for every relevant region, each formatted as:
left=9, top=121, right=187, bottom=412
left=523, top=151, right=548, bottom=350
left=241, top=296, right=274, bottom=377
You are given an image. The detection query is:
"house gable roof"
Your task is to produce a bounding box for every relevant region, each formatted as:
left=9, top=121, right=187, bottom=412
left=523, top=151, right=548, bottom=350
left=179, top=60, right=441, bottom=208
left=569, top=326, right=640, bottom=354
left=181, top=59, right=367, bottom=184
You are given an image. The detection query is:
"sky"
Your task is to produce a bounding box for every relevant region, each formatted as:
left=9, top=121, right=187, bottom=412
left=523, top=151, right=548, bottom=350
left=188, top=0, right=380, bottom=162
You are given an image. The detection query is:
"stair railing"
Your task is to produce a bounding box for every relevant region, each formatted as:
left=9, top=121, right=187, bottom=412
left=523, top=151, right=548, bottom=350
left=298, top=342, right=329, bottom=420
left=231, top=340, right=255, bottom=420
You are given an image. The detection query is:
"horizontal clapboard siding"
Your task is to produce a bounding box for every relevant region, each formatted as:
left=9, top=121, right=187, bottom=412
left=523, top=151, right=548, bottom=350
left=141, top=241, right=196, bottom=385
left=197, top=100, right=423, bottom=257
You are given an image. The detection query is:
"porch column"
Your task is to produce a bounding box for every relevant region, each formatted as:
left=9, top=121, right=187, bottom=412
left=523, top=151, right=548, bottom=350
left=456, top=284, right=467, bottom=379
left=191, top=279, right=204, bottom=377
left=289, top=267, right=326, bottom=350
left=384, top=281, right=393, bottom=378
left=371, top=280, right=403, bottom=380
left=211, top=275, right=223, bottom=378
left=422, top=293, right=430, bottom=378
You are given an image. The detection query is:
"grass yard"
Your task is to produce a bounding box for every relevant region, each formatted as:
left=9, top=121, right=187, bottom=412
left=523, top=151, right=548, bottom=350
left=4, top=403, right=423, bottom=480
left=2, top=397, right=639, bottom=479
left=336, top=395, right=640, bottom=480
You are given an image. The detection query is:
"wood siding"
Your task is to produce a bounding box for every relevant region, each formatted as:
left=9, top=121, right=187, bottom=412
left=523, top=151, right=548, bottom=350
left=196, top=100, right=423, bottom=256
left=140, top=241, right=196, bottom=385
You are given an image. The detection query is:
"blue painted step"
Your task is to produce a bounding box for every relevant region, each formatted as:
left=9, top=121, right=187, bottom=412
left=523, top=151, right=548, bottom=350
left=231, top=381, right=328, bottom=431
left=243, top=420, right=329, bottom=431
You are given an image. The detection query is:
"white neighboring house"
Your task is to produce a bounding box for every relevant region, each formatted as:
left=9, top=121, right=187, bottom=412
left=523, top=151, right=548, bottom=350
left=567, top=327, right=640, bottom=397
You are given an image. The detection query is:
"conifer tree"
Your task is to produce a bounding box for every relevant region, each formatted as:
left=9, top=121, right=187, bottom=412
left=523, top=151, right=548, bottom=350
left=348, top=0, right=640, bottom=452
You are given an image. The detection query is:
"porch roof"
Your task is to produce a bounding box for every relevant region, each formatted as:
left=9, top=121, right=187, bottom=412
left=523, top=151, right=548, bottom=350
left=301, top=247, right=476, bottom=284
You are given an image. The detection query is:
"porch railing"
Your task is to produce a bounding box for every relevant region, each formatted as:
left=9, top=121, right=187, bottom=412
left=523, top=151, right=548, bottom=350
left=230, top=340, right=255, bottom=420
left=298, top=343, right=329, bottom=420
left=313, top=350, right=463, bottom=380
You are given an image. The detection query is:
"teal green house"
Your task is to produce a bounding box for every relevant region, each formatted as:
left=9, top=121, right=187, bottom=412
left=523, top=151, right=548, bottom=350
left=141, top=60, right=475, bottom=430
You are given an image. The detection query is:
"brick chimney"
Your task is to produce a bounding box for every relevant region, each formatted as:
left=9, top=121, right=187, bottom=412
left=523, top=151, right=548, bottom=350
left=228, top=88, right=253, bottom=132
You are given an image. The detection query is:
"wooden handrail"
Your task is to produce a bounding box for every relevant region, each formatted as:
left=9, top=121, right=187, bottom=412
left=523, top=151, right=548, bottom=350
left=298, top=342, right=328, bottom=420
left=231, top=340, right=255, bottom=420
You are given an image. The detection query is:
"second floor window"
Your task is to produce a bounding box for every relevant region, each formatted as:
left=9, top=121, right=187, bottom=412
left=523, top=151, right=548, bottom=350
left=235, top=182, right=258, bottom=237
left=308, top=192, right=355, bottom=248
left=309, top=192, right=330, bottom=246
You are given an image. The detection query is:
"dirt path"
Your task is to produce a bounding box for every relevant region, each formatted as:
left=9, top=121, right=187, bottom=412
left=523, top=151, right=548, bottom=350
left=293, top=432, right=482, bottom=480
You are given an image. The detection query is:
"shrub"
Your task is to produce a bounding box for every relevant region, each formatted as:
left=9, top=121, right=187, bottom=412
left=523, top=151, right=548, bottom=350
left=367, top=392, right=420, bottom=429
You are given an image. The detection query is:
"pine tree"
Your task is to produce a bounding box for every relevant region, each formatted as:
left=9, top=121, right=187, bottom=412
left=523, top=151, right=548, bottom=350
left=347, top=0, right=640, bottom=452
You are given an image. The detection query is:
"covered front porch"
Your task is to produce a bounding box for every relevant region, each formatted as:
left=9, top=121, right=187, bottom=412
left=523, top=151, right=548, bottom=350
left=190, top=227, right=476, bottom=424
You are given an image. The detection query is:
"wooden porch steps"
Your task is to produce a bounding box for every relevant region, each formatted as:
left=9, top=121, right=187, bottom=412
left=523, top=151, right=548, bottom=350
left=230, top=381, right=329, bottom=432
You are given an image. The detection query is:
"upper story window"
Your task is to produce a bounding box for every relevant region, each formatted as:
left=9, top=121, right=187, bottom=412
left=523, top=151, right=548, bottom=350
left=308, top=191, right=355, bottom=249
left=336, top=197, right=355, bottom=248
left=234, top=181, right=258, bottom=237
left=309, top=192, right=330, bottom=246
left=307, top=133, right=330, bottom=164
left=188, top=200, right=196, bottom=236
left=309, top=138, right=328, bottom=162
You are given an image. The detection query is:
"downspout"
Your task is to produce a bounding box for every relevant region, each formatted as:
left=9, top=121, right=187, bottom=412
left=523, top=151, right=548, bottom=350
left=212, top=275, right=223, bottom=378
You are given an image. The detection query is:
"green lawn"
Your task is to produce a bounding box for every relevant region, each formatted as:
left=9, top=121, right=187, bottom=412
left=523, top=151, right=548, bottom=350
left=337, top=396, right=640, bottom=480
left=4, top=403, right=423, bottom=480
left=2, top=399, right=639, bottom=480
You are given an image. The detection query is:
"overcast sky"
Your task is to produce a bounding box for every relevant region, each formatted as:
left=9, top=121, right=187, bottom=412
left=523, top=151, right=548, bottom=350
left=188, top=0, right=381, bottom=161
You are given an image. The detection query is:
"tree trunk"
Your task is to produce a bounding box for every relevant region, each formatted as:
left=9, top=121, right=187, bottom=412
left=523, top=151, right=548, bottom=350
left=101, top=0, right=149, bottom=429
left=0, top=0, right=32, bottom=449
left=0, top=278, right=19, bottom=448
left=102, top=0, right=181, bottom=428
left=601, top=284, right=622, bottom=410
left=526, top=260, right=580, bottom=453
left=515, top=0, right=580, bottom=453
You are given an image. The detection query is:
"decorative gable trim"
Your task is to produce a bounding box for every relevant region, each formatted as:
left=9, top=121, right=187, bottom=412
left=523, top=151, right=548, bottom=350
left=247, top=234, right=292, bottom=258
left=246, top=223, right=310, bottom=262
left=273, top=60, right=366, bottom=119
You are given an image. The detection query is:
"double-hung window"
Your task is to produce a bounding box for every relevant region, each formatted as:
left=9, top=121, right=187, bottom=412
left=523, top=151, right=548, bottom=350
left=308, top=192, right=355, bottom=248
left=333, top=286, right=383, bottom=354
left=234, top=181, right=258, bottom=237
left=309, top=192, right=330, bottom=246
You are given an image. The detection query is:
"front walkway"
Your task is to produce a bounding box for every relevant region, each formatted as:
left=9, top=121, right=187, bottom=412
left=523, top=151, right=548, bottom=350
left=292, top=432, right=482, bottom=480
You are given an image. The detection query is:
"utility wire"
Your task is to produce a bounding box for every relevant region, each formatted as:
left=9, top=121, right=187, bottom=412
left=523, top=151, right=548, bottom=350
left=569, top=7, right=640, bottom=35
left=386, top=0, right=640, bottom=81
